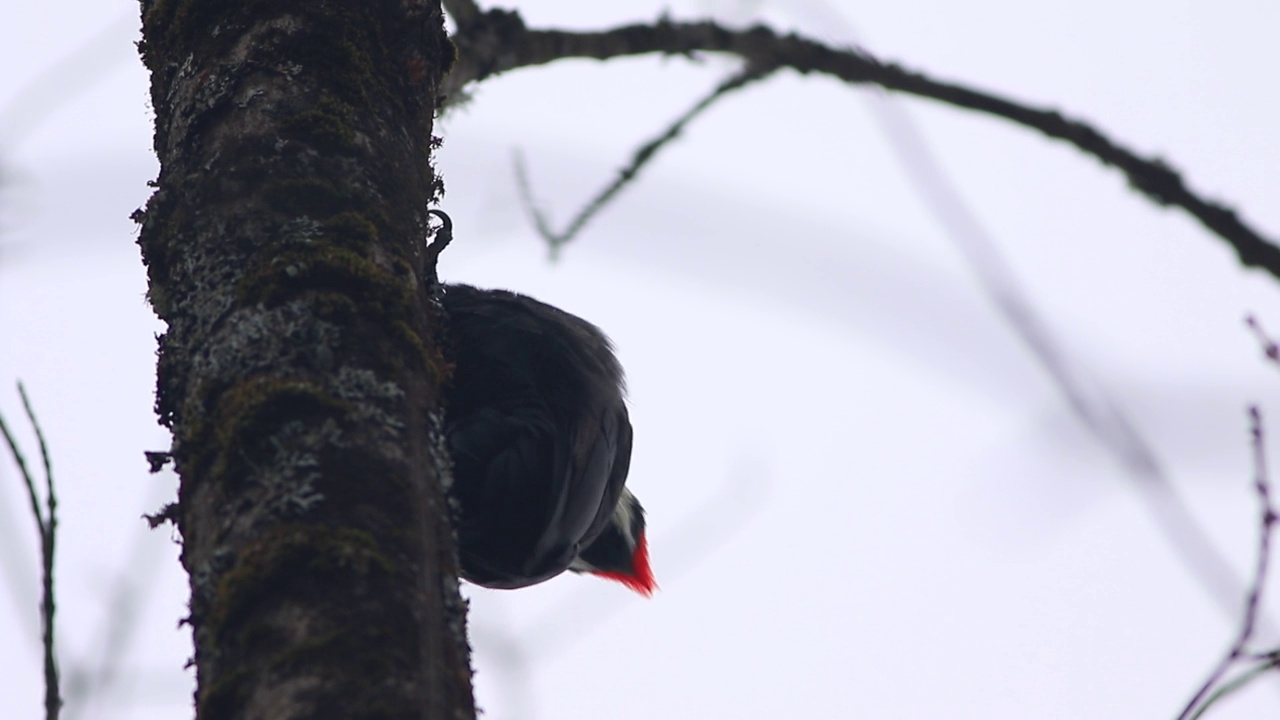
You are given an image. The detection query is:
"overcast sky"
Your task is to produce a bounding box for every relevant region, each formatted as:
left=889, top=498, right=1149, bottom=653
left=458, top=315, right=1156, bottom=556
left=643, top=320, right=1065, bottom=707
left=3, top=1, right=1280, bottom=718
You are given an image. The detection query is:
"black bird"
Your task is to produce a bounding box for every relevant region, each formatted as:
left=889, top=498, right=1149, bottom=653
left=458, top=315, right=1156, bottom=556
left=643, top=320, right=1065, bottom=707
left=441, top=283, right=654, bottom=596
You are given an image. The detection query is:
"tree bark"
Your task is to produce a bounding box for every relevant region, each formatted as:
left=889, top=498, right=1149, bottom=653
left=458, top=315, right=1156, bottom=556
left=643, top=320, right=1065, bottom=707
left=135, top=1, right=474, bottom=718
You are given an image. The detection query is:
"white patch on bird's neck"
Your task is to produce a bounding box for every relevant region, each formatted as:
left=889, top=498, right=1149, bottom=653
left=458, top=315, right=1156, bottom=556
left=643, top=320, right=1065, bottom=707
left=613, top=489, right=638, bottom=549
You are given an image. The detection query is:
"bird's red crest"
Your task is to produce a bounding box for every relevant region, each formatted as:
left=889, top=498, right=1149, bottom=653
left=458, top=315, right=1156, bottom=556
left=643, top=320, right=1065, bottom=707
left=592, top=532, right=656, bottom=597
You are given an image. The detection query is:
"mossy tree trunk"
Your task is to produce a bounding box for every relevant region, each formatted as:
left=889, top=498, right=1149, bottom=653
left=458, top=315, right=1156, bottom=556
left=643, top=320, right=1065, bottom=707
left=135, top=1, right=474, bottom=717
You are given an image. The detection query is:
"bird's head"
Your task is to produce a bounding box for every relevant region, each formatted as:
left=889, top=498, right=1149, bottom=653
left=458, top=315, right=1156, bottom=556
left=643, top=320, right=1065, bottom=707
left=571, top=488, right=656, bottom=597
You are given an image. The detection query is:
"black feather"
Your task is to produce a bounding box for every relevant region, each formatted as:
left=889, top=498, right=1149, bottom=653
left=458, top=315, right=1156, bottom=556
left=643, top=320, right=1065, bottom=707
left=441, top=284, right=633, bottom=589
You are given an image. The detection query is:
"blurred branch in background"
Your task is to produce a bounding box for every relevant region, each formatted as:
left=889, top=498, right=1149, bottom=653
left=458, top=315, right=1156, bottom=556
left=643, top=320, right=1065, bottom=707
left=0, top=13, right=137, bottom=264
left=535, top=454, right=767, bottom=654
left=0, top=12, right=135, bottom=151
left=0, top=383, right=62, bottom=720
left=62, top=473, right=180, bottom=720
left=1178, top=407, right=1279, bottom=720
left=857, top=83, right=1260, bottom=629
left=472, top=455, right=769, bottom=719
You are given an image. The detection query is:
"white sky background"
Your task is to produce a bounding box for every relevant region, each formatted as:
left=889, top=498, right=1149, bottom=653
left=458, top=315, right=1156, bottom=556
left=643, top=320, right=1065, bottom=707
left=2, top=0, right=1280, bottom=718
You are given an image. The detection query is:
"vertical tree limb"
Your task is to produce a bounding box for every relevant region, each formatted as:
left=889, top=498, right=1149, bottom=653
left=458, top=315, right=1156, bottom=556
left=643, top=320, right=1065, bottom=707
left=134, top=1, right=474, bottom=717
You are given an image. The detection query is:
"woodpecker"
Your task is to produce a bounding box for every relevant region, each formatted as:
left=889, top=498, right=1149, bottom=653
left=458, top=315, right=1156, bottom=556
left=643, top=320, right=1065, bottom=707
left=440, top=282, right=655, bottom=596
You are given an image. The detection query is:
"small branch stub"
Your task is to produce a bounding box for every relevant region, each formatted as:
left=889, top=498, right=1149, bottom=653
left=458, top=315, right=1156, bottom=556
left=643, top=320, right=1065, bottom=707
left=423, top=209, right=454, bottom=288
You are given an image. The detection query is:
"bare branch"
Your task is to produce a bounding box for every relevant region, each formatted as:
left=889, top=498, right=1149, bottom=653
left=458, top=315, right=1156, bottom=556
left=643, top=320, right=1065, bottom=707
left=0, top=390, right=44, bottom=529
left=1188, top=656, right=1280, bottom=720
left=449, top=12, right=1280, bottom=281
left=1177, top=407, right=1278, bottom=720
left=20, top=384, right=59, bottom=720
left=515, top=64, right=771, bottom=256
left=1, top=384, right=61, bottom=720
left=18, top=384, right=54, bottom=523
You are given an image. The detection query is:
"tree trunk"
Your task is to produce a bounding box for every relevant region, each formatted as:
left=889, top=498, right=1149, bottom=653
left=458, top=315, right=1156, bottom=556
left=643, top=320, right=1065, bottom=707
left=135, top=1, right=474, bottom=717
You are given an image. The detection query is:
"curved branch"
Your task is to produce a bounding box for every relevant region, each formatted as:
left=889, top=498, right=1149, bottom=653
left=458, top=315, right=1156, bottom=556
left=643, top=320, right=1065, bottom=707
left=514, top=64, right=772, bottom=255
left=447, top=11, right=1280, bottom=282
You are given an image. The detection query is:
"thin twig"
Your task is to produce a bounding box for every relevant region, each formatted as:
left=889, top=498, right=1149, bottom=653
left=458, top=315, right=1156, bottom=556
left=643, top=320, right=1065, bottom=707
left=22, top=384, right=60, bottom=720
left=1246, top=315, right=1280, bottom=367
left=1188, top=656, right=1280, bottom=720
left=0, top=384, right=61, bottom=720
left=19, top=384, right=54, bottom=518
left=1177, top=407, right=1278, bottom=720
left=0, top=393, right=44, bottom=530
left=64, top=479, right=177, bottom=720
left=448, top=13, right=1280, bottom=281
left=514, top=64, right=772, bottom=256
left=511, top=149, right=558, bottom=248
